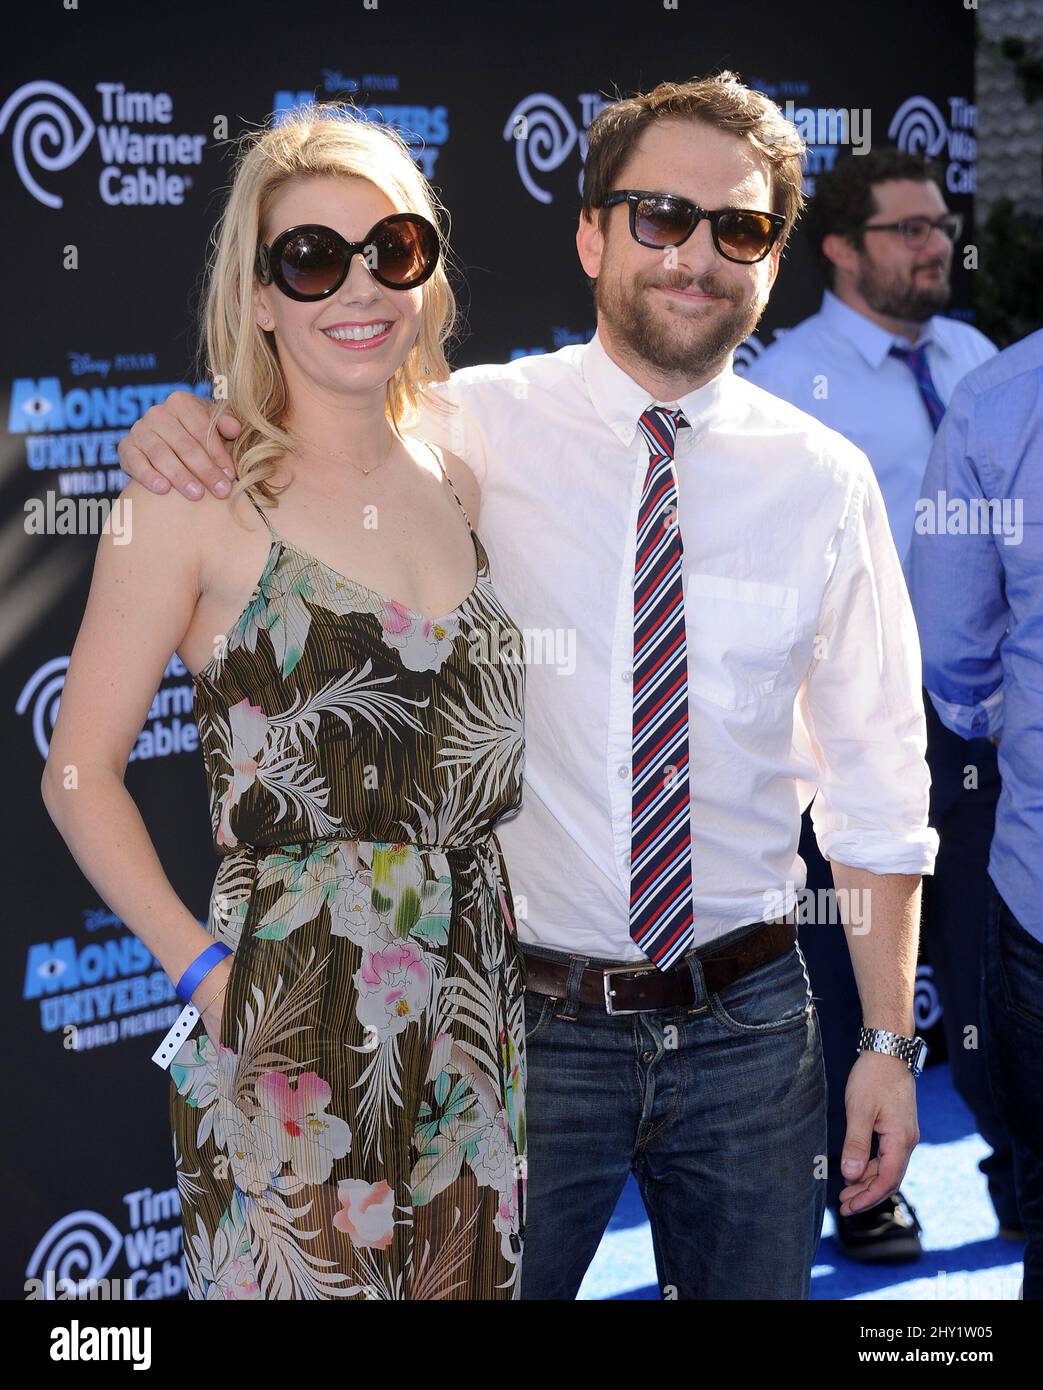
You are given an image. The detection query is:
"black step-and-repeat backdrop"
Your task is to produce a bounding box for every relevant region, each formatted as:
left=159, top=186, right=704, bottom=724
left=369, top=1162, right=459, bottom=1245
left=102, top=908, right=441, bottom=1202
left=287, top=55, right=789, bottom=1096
left=3, top=0, right=975, bottom=1299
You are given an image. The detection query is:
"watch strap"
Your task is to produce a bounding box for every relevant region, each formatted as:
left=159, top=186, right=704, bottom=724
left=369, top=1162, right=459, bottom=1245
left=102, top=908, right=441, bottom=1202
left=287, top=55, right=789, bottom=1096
left=857, top=1026, right=927, bottom=1076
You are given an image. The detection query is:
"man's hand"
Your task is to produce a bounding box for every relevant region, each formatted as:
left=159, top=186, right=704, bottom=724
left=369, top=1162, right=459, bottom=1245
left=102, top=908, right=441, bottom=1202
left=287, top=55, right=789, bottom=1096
left=118, top=390, right=242, bottom=499
left=837, top=1049, right=919, bottom=1214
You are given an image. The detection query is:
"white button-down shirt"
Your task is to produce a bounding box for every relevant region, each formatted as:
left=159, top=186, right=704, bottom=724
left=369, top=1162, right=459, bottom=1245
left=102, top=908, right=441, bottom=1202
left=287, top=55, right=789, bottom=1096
left=410, top=330, right=939, bottom=960
left=743, top=289, right=997, bottom=562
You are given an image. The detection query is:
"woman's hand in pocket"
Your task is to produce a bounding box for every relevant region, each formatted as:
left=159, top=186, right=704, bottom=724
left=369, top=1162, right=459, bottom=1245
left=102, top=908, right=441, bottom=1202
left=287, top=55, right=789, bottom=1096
left=195, top=956, right=233, bottom=1046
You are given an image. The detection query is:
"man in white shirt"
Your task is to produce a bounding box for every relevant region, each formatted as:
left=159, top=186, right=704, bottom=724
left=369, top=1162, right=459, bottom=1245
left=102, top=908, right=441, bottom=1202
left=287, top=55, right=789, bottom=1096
left=744, top=150, right=1017, bottom=1260
left=119, top=74, right=938, bottom=1300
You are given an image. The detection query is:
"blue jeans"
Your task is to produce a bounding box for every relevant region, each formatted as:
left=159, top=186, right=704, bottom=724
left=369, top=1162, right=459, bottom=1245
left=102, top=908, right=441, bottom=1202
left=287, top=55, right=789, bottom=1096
left=518, top=925, right=828, bottom=1299
left=983, top=889, right=1043, bottom=1298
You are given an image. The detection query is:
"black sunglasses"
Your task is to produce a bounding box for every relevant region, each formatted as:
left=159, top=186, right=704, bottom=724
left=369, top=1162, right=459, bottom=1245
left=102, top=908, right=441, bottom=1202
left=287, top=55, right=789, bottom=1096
left=255, top=213, right=440, bottom=300
left=599, top=190, right=785, bottom=264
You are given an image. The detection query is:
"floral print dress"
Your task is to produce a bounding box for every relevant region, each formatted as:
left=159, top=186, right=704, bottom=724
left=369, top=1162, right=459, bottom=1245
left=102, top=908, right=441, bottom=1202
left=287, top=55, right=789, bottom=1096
left=169, top=458, right=527, bottom=1299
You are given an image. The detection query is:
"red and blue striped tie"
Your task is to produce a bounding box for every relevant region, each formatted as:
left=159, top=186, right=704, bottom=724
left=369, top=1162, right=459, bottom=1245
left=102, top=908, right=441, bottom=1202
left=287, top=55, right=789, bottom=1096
left=631, top=405, right=694, bottom=970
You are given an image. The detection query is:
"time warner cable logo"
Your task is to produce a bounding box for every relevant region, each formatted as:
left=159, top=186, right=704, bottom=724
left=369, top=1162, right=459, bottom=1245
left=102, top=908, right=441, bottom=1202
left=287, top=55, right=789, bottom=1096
left=503, top=92, right=610, bottom=203
left=17, top=657, right=68, bottom=759
left=0, top=79, right=208, bottom=208
left=27, top=1189, right=190, bottom=1306
left=888, top=93, right=977, bottom=192
left=18, top=653, right=198, bottom=760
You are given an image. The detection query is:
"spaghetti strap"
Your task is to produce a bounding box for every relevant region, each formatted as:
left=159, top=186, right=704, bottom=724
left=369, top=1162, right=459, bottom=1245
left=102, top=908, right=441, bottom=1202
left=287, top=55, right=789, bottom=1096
left=245, top=492, right=278, bottom=538
left=424, top=441, right=473, bottom=533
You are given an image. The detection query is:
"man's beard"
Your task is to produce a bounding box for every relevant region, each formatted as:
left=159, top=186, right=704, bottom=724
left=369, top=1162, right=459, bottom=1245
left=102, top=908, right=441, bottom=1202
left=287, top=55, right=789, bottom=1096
left=855, top=256, right=951, bottom=323
left=594, top=269, right=766, bottom=379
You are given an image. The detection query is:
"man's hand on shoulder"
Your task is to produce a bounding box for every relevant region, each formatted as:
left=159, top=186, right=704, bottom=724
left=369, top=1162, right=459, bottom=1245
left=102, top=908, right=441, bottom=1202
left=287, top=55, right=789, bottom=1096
left=118, top=390, right=242, bottom=500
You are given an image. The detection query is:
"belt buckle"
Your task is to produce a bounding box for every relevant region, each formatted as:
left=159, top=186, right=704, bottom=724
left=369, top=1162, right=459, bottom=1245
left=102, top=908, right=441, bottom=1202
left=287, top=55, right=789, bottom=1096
left=602, top=963, right=651, bottom=1015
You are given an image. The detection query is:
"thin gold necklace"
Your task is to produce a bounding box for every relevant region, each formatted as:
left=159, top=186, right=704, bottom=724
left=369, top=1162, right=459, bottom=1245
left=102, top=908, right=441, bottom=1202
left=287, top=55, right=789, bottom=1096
left=289, top=430, right=396, bottom=477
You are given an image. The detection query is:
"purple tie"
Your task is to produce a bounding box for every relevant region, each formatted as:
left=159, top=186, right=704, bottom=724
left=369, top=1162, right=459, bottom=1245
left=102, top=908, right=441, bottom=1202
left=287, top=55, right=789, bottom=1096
left=889, top=342, right=946, bottom=431
left=630, top=406, right=695, bottom=970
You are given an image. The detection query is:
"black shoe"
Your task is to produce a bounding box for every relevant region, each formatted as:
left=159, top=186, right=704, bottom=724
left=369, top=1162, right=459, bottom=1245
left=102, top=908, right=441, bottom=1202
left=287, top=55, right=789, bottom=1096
left=999, top=1224, right=1026, bottom=1242
left=833, top=1190, right=923, bottom=1263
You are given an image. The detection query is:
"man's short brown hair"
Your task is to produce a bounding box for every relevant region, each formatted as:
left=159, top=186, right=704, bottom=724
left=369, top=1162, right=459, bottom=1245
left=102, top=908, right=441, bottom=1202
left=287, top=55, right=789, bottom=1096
left=582, top=72, right=806, bottom=254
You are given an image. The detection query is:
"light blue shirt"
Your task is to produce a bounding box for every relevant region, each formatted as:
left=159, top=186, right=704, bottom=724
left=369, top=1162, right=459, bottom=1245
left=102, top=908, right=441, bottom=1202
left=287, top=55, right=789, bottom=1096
left=742, top=288, right=997, bottom=560
left=906, top=328, right=1043, bottom=942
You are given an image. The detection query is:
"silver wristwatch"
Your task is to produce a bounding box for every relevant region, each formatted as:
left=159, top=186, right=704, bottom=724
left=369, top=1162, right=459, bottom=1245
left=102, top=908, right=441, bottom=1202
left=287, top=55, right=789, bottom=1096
left=857, top=1026, right=928, bottom=1078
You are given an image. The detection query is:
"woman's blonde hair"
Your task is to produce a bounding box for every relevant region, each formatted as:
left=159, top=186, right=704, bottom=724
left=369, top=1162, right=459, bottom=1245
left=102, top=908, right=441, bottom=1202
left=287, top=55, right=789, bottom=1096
left=194, top=100, right=458, bottom=515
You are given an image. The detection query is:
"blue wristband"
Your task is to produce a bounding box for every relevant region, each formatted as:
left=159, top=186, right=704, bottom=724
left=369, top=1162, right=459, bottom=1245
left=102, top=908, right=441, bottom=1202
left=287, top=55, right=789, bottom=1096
left=176, top=941, right=232, bottom=1005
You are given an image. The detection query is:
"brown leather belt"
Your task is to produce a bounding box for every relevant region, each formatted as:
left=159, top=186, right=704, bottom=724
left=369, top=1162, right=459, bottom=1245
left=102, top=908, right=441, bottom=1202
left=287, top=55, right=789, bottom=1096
left=520, top=916, right=797, bottom=1015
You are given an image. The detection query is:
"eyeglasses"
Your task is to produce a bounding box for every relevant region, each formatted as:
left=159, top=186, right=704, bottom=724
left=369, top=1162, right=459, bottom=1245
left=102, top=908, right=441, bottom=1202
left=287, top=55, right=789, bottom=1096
left=598, top=190, right=785, bottom=264
left=255, top=213, right=440, bottom=300
left=860, top=213, right=964, bottom=248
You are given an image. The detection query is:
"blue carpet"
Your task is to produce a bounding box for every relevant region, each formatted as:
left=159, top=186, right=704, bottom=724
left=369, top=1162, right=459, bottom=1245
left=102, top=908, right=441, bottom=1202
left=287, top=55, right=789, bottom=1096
left=576, top=1063, right=1025, bottom=1299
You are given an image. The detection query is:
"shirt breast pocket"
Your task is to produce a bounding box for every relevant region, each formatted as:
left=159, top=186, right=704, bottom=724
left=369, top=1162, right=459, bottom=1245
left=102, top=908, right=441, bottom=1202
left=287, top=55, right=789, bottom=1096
left=685, top=572, right=800, bottom=711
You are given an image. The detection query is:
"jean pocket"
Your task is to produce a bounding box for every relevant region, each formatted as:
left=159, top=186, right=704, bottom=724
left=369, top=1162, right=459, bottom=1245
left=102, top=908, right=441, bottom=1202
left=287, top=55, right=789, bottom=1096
left=523, top=990, right=555, bottom=1042
left=685, top=572, right=799, bottom=710
left=708, top=942, right=813, bottom=1035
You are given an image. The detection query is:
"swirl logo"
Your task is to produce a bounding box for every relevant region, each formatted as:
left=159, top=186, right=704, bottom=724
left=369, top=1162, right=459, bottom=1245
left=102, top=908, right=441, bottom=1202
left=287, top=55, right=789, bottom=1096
left=732, top=333, right=767, bottom=374
left=888, top=95, right=948, bottom=158
left=0, top=80, right=95, bottom=209
left=503, top=93, right=578, bottom=204
left=913, top=962, right=942, bottom=1032
left=16, top=656, right=69, bottom=758
left=26, top=1210, right=122, bottom=1297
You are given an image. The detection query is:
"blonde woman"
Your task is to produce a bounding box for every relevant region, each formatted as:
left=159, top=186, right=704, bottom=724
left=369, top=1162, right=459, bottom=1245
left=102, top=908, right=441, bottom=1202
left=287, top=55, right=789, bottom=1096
left=41, top=105, right=527, bottom=1300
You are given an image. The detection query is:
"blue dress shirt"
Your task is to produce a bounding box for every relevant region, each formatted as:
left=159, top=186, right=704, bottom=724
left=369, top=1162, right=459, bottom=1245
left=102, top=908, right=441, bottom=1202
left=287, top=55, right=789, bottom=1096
left=743, top=289, right=997, bottom=561
left=906, top=328, right=1043, bottom=942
